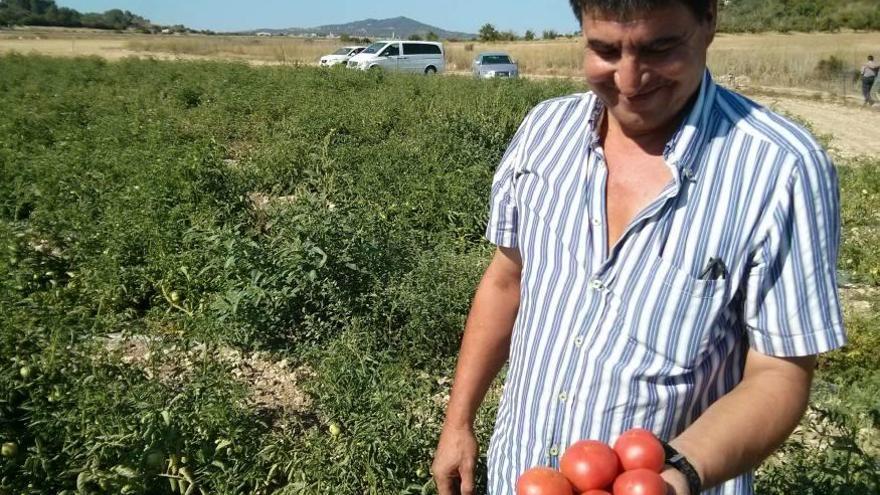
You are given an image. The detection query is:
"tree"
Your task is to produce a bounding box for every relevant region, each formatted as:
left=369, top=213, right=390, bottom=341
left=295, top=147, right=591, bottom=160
left=524, top=30, right=535, bottom=41
left=408, top=33, right=422, bottom=40
left=542, top=29, right=558, bottom=40
left=425, top=31, right=439, bottom=41
left=479, top=23, right=499, bottom=42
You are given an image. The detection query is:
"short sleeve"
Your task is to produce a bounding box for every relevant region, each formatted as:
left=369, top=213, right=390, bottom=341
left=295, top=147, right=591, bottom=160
left=744, top=150, right=847, bottom=357
left=484, top=111, right=531, bottom=248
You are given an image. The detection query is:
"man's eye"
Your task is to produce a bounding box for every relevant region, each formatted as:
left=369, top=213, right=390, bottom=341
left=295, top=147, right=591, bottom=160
left=590, top=47, right=619, bottom=58
left=642, top=45, right=675, bottom=57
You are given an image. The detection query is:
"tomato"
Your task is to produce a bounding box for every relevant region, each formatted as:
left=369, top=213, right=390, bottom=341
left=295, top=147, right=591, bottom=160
left=1, top=442, right=18, bottom=458
left=613, top=429, right=665, bottom=473
left=517, top=467, right=574, bottom=495
left=612, top=468, right=666, bottom=495
left=560, top=440, right=620, bottom=492
left=582, top=491, right=612, bottom=495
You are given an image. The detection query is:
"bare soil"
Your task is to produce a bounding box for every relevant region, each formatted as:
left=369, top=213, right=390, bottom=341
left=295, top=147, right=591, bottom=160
left=749, top=94, right=880, bottom=159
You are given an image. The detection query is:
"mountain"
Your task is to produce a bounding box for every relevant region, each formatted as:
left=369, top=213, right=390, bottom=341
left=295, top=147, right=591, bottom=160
left=247, top=16, right=476, bottom=40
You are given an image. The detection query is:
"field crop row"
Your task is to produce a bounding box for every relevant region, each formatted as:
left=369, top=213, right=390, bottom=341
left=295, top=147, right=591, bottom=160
left=0, top=55, right=877, bottom=494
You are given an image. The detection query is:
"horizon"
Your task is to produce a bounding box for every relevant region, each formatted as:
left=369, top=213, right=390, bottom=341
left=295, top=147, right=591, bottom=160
left=56, top=1, right=582, bottom=35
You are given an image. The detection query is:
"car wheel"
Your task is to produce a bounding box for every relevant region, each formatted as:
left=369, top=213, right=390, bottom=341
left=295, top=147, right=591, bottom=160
left=424, top=66, right=437, bottom=75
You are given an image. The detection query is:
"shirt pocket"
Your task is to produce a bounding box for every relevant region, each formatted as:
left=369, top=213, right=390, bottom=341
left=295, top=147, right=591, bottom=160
left=617, top=256, right=731, bottom=370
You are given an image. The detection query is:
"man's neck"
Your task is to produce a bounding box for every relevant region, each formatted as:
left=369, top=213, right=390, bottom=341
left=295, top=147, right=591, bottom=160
left=600, top=88, right=701, bottom=157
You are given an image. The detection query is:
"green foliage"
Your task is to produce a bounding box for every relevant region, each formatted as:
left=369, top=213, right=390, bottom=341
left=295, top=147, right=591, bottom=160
left=0, top=0, right=151, bottom=30
left=478, top=22, right=499, bottom=42
left=718, top=0, right=880, bottom=32
left=0, top=55, right=573, bottom=493
left=0, top=54, right=877, bottom=494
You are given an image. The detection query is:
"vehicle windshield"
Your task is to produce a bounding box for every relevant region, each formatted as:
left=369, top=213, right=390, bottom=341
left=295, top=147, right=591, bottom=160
left=481, top=55, right=512, bottom=65
left=361, top=42, right=387, bottom=55
left=332, top=48, right=351, bottom=55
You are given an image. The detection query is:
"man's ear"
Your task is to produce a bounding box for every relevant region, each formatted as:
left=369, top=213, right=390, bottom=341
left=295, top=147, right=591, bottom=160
left=705, top=0, right=718, bottom=45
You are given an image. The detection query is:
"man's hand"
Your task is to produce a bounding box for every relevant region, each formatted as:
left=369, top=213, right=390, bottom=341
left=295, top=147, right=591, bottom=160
left=432, top=425, right=479, bottom=495
left=660, top=467, right=691, bottom=495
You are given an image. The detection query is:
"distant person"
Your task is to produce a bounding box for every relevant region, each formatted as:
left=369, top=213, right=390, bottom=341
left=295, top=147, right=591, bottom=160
left=433, top=0, right=846, bottom=494
left=862, top=55, right=879, bottom=106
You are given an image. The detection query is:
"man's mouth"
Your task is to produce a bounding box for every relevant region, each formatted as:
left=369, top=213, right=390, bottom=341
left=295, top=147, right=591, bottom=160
left=624, top=85, right=665, bottom=103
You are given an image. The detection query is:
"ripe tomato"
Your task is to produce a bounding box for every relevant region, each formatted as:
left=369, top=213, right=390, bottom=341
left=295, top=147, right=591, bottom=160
left=613, top=429, right=665, bottom=473
left=582, top=491, right=612, bottom=495
left=517, top=467, right=574, bottom=495
left=560, top=440, right=620, bottom=492
left=612, top=468, right=666, bottom=495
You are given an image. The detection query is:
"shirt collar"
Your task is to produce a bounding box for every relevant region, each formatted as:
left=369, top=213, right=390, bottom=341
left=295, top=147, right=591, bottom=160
left=663, top=69, right=716, bottom=178
left=585, top=69, right=717, bottom=179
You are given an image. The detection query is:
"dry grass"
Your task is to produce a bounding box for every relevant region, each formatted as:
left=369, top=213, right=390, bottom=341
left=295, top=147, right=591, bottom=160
left=445, top=31, right=880, bottom=92
left=125, top=35, right=342, bottom=63
left=3, top=27, right=880, bottom=92
left=446, top=39, right=583, bottom=75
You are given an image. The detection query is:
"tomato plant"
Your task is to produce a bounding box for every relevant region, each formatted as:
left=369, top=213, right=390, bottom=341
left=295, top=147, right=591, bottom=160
left=612, top=468, right=666, bottom=495
left=613, top=429, right=665, bottom=473
left=560, top=440, right=620, bottom=492
left=517, top=467, right=575, bottom=495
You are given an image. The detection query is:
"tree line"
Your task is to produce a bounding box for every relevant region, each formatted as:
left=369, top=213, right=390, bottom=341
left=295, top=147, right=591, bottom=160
left=0, top=0, right=155, bottom=31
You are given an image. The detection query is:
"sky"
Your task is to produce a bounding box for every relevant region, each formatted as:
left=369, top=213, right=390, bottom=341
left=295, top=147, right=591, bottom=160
left=58, top=1, right=582, bottom=35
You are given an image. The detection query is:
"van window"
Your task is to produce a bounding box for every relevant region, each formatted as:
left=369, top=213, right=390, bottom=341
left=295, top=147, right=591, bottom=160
left=361, top=42, right=387, bottom=54
left=380, top=43, right=400, bottom=57
left=403, top=43, right=442, bottom=55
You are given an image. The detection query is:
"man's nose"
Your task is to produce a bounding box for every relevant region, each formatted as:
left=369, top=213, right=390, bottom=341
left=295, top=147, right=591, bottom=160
left=614, top=55, right=646, bottom=96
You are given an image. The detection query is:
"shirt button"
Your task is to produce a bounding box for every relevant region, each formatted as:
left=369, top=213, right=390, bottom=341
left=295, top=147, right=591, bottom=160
left=683, top=168, right=695, bottom=180
left=549, top=445, right=559, bottom=456
left=591, top=218, right=601, bottom=226
left=558, top=392, right=568, bottom=402
left=574, top=336, right=584, bottom=347
left=590, top=279, right=605, bottom=291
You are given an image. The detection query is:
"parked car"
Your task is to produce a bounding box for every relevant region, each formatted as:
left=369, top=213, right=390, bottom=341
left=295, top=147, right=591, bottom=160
left=319, top=46, right=366, bottom=67
left=347, top=41, right=444, bottom=74
left=472, top=52, right=519, bottom=79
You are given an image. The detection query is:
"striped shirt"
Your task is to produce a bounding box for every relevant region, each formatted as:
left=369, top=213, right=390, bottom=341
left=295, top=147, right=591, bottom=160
left=484, top=70, right=846, bottom=495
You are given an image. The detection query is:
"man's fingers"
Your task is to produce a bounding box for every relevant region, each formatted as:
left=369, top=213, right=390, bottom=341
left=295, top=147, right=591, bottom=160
left=434, top=471, right=461, bottom=495
left=459, top=460, right=475, bottom=495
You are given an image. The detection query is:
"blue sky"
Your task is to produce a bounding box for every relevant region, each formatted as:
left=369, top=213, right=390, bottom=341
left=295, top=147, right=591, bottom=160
left=58, top=1, right=581, bottom=34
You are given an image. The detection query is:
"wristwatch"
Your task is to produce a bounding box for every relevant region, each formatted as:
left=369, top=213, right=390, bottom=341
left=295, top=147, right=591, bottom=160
left=661, top=441, right=702, bottom=495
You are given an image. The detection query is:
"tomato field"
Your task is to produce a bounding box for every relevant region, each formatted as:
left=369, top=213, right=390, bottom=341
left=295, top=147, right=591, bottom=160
left=1, top=54, right=878, bottom=494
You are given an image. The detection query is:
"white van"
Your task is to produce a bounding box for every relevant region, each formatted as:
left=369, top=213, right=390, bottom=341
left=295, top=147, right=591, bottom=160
left=347, top=41, right=444, bottom=74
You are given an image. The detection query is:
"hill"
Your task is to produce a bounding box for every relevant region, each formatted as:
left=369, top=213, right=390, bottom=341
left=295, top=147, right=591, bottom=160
left=249, top=16, right=476, bottom=40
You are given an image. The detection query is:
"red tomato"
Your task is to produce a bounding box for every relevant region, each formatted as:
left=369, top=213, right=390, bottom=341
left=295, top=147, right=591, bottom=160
left=560, top=440, right=620, bottom=492
left=612, top=468, right=666, bottom=495
left=613, top=429, right=665, bottom=473
left=582, top=491, right=613, bottom=495
left=517, top=467, right=574, bottom=495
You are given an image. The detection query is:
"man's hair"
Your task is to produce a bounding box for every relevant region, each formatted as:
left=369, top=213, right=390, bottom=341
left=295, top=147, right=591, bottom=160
left=870, top=55, right=875, bottom=61
left=569, top=0, right=713, bottom=24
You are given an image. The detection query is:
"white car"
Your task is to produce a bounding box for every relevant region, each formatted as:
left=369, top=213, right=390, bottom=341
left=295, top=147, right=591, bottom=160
left=319, top=46, right=366, bottom=67
left=346, top=41, right=444, bottom=74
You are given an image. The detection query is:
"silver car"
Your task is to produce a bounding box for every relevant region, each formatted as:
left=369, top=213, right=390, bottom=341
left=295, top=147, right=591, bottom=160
left=472, top=52, right=519, bottom=79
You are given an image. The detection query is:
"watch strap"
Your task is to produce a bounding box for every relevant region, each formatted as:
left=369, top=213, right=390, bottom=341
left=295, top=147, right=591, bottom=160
left=661, top=441, right=702, bottom=495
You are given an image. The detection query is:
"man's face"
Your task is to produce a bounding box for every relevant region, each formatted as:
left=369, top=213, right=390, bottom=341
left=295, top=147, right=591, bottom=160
left=581, top=2, right=716, bottom=135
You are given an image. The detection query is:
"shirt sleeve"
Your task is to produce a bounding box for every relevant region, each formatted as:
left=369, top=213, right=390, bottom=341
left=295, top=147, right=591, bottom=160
left=744, top=149, right=847, bottom=357
left=484, top=109, right=532, bottom=248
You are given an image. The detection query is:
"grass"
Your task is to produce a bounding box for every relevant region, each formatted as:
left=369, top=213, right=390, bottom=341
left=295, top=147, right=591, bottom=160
left=0, top=54, right=878, bottom=494
left=124, top=36, right=341, bottom=64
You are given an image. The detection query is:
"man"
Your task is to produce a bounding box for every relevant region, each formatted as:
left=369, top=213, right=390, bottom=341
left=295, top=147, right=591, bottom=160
left=432, top=0, right=846, bottom=494
left=861, top=55, right=878, bottom=106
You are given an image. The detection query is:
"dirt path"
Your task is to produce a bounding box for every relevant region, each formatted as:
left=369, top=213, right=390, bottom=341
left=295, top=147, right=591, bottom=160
left=749, top=94, right=880, bottom=159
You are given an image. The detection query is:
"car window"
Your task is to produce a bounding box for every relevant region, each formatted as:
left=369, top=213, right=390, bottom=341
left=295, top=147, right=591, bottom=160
left=332, top=48, right=350, bottom=55
left=403, top=43, right=442, bottom=55
left=381, top=43, right=400, bottom=57
left=481, top=55, right=512, bottom=65
left=361, top=42, right=386, bottom=54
